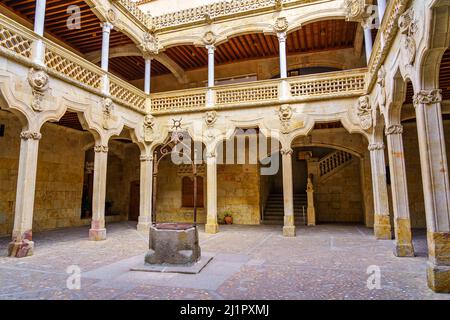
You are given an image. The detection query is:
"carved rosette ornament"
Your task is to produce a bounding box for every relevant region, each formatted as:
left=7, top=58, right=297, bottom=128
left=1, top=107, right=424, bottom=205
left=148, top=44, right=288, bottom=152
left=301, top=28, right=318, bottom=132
left=27, top=68, right=49, bottom=112
left=344, top=0, right=366, bottom=21
left=274, top=17, right=288, bottom=33
left=205, top=111, right=217, bottom=127
left=143, top=114, right=155, bottom=142
left=385, top=124, right=403, bottom=136
left=368, top=142, right=385, bottom=151
left=141, top=32, right=159, bottom=55
left=203, top=31, right=216, bottom=46
left=398, top=7, right=418, bottom=67
left=107, top=9, right=117, bottom=23
left=102, top=98, right=114, bottom=130
left=20, top=131, right=42, bottom=140
left=94, top=145, right=109, bottom=153
left=413, top=89, right=442, bottom=107
left=356, top=95, right=373, bottom=131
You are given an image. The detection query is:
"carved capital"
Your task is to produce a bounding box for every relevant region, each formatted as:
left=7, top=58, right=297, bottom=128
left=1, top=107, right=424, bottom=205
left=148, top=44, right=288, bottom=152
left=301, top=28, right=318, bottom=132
left=281, top=148, right=293, bottom=156
left=20, top=131, right=42, bottom=140
left=27, top=68, right=49, bottom=112
left=385, top=124, right=403, bottom=136
left=140, top=32, right=159, bottom=55
left=274, top=17, right=288, bottom=33
left=413, top=89, right=442, bottom=107
left=368, top=142, right=385, bottom=151
left=94, top=145, right=109, bottom=153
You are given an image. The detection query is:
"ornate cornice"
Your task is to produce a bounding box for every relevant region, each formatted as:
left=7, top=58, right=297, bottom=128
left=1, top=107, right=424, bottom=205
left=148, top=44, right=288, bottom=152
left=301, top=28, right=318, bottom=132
left=20, top=131, right=42, bottom=140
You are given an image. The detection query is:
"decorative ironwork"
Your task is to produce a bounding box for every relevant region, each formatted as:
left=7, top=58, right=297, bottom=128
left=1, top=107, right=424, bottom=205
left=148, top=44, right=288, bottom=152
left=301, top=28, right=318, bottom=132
left=151, top=131, right=199, bottom=229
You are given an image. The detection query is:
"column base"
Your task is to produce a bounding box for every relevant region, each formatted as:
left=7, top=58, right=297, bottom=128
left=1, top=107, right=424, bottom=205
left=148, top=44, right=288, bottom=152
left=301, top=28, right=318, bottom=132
left=394, top=242, right=415, bottom=257
left=8, top=240, right=34, bottom=258
left=137, top=223, right=151, bottom=232
left=89, top=228, right=106, bottom=241
left=283, top=226, right=296, bottom=237
left=427, top=262, right=450, bottom=293
left=374, top=214, right=392, bottom=240
left=205, top=223, right=219, bottom=234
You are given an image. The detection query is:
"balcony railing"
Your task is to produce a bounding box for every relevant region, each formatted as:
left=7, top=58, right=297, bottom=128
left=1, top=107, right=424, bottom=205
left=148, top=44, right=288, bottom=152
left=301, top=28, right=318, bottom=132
left=150, top=69, right=366, bottom=113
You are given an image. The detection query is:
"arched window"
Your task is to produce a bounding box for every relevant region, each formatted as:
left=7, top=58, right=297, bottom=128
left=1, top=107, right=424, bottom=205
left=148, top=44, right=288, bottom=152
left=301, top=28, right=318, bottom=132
left=182, top=176, right=204, bottom=208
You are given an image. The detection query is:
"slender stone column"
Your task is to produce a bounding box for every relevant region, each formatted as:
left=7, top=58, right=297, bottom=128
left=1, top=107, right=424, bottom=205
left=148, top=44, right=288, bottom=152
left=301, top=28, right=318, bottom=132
left=377, top=0, right=386, bottom=22
left=277, top=32, right=288, bottom=79
left=385, top=124, right=414, bottom=256
left=207, top=45, right=215, bottom=87
left=100, top=22, right=113, bottom=93
left=31, top=0, right=47, bottom=64
left=306, top=176, right=316, bottom=226
left=89, top=144, right=109, bottom=241
left=362, top=22, right=373, bottom=64
left=368, top=141, right=392, bottom=240
left=144, top=57, right=152, bottom=95
left=205, top=152, right=219, bottom=234
left=281, top=148, right=296, bottom=237
left=137, top=155, right=153, bottom=232
left=8, top=131, right=41, bottom=257
left=413, top=89, right=450, bottom=292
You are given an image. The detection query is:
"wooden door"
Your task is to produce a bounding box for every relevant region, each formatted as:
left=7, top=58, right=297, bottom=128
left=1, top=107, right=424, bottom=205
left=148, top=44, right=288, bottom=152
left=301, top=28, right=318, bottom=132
left=129, top=181, right=140, bottom=221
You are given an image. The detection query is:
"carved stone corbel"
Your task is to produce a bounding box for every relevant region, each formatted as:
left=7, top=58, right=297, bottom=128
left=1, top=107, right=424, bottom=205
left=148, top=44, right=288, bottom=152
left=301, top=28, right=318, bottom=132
left=143, top=114, right=155, bottom=142
left=205, top=111, right=217, bottom=127
left=202, top=31, right=216, bottom=46
left=278, top=104, right=293, bottom=133
left=140, top=32, right=159, bottom=56
left=27, top=68, right=49, bottom=112
left=274, top=17, right=288, bottom=33
left=398, top=7, right=418, bottom=68
left=356, top=95, right=373, bottom=131
left=102, top=98, right=114, bottom=130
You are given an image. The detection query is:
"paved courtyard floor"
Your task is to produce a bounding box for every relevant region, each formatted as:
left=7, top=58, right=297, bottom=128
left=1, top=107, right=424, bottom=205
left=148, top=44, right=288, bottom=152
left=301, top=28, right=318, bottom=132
left=0, top=222, right=449, bottom=300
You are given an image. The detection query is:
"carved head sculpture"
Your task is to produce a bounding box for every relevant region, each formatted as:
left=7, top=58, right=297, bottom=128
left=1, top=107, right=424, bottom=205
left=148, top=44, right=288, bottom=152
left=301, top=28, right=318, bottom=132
left=356, top=95, right=373, bottom=131
left=28, top=69, right=49, bottom=92
left=203, top=31, right=216, bottom=46
left=279, top=104, right=293, bottom=122
left=144, top=114, right=155, bottom=129
left=205, top=111, right=217, bottom=127
left=103, top=98, right=113, bottom=116
left=274, top=17, right=288, bottom=33
left=142, top=33, right=159, bottom=55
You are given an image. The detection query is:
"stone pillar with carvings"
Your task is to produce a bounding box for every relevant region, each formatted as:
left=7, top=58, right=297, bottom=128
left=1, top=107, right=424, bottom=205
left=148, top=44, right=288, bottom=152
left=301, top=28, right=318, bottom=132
left=413, top=89, right=450, bottom=292
left=306, top=176, right=316, bottom=226
left=8, top=131, right=42, bottom=257
left=89, top=144, right=109, bottom=241
left=368, top=139, right=392, bottom=240
left=137, top=154, right=153, bottom=232
left=385, top=124, right=414, bottom=257
left=205, top=151, right=219, bottom=234
left=281, top=148, right=296, bottom=237
left=101, top=22, right=113, bottom=93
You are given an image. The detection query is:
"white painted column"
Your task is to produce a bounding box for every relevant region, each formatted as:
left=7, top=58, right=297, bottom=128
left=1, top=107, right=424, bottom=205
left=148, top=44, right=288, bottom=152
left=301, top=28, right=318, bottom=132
left=205, top=152, right=219, bottom=234
left=89, top=144, right=109, bottom=241
left=31, top=0, right=47, bottom=64
left=207, top=45, right=215, bottom=87
left=137, top=155, right=153, bottom=232
left=368, top=140, right=392, bottom=240
left=101, top=22, right=113, bottom=94
left=281, top=148, right=296, bottom=237
left=144, top=58, right=152, bottom=95
left=414, top=89, right=450, bottom=292
left=385, top=124, right=414, bottom=257
left=278, top=32, right=288, bottom=79
left=363, top=23, right=373, bottom=64
left=8, top=131, right=41, bottom=257
left=377, top=0, right=387, bottom=23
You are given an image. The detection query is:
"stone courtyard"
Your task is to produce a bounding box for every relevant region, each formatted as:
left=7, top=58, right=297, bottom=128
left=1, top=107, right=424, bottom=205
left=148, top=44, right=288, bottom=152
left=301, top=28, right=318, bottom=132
left=0, top=222, right=448, bottom=300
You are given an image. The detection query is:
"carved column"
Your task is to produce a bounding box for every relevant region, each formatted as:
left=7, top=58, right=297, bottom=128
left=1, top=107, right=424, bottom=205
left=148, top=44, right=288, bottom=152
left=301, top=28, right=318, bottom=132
left=368, top=140, right=392, bottom=240
left=8, top=131, right=42, bottom=258
left=89, top=144, right=109, bottom=241
left=144, top=57, right=152, bottom=95
left=277, top=32, right=288, bottom=79
left=281, top=148, right=296, bottom=237
left=414, top=89, right=450, bottom=292
left=362, top=19, right=373, bottom=63
left=306, top=177, right=316, bottom=226
left=385, top=124, right=414, bottom=257
left=205, top=151, right=219, bottom=234
left=101, top=22, right=113, bottom=93
left=137, top=155, right=153, bottom=232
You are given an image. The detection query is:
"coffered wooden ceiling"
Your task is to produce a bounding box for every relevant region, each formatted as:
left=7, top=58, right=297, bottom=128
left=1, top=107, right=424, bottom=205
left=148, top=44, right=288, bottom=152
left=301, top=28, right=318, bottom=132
left=164, top=20, right=358, bottom=70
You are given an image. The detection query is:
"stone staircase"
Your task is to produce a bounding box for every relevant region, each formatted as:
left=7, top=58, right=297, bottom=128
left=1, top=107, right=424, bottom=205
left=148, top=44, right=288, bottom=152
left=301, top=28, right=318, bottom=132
left=262, top=194, right=307, bottom=225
